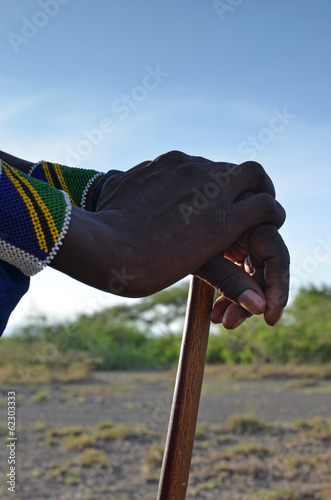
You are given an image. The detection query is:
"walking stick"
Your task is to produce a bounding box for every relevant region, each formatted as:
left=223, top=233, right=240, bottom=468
left=157, top=276, right=215, bottom=500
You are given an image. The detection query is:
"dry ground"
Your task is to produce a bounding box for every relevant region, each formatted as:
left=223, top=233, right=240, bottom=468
left=1, top=368, right=331, bottom=499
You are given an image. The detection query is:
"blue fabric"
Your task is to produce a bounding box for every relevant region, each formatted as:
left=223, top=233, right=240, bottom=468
left=0, top=260, right=30, bottom=336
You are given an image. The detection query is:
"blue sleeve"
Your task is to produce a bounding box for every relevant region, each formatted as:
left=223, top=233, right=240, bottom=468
left=0, top=260, right=30, bottom=336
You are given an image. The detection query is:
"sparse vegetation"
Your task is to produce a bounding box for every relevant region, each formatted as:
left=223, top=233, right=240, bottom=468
left=34, top=421, right=150, bottom=451
left=226, top=413, right=265, bottom=434
left=63, top=432, right=97, bottom=451
left=1, top=284, right=331, bottom=380
left=75, top=448, right=108, bottom=467
left=291, top=416, right=331, bottom=438
left=1, top=374, right=331, bottom=499
left=254, top=487, right=301, bottom=500
left=142, top=442, right=164, bottom=474
left=1, top=284, right=331, bottom=498
left=29, top=389, right=50, bottom=403
left=0, top=422, right=8, bottom=436
left=222, top=441, right=269, bottom=457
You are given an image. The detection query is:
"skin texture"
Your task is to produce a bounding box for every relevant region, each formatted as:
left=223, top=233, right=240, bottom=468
left=0, top=150, right=290, bottom=329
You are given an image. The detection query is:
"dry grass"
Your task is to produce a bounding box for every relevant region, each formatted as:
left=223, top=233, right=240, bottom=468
left=1, top=368, right=331, bottom=499
left=63, top=433, right=98, bottom=451
left=221, top=441, right=269, bottom=457
left=0, top=422, right=8, bottom=436
left=74, top=447, right=109, bottom=467
left=35, top=421, right=150, bottom=450
left=204, top=362, right=331, bottom=381
left=142, top=442, right=164, bottom=476
left=252, top=487, right=301, bottom=500
left=283, top=377, right=318, bottom=389
left=226, top=413, right=266, bottom=434
left=0, top=361, right=92, bottom=384
left=29, top=389, right=51, bottom=403
left=290, top=416, right=331, bottom=438
left=2, top=352, right=331, bottom=386
left=97, top=422, right=149, bottom=440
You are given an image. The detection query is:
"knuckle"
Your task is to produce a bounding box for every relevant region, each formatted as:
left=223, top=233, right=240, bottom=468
left=218, top=268, right=243, bottom=298
left=240, top=160, right=266, bottom=177
left=260, top=192, right=277, bottom=211
left=199, top=260, right=244, bottom=299
left=157, top=150, right=189, bottom=164
left=258, top=194, right=285, bottom=226
left=240, top=160, right=276, bottom=197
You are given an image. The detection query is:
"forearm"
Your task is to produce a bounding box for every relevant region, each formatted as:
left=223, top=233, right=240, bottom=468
left=0, top=151, right=34, bottom=174
left=50, top=207, right=118, bottom=292
left=0, top=158, right=117, bottom=287
left=0, top=149, right=290, bottom=330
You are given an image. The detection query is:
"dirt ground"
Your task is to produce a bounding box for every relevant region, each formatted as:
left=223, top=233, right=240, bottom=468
left=1, top=369, right=331, bottom=500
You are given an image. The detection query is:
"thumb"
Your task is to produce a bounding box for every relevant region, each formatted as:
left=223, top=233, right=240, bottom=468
left=195, top=255, right=266, bottom=316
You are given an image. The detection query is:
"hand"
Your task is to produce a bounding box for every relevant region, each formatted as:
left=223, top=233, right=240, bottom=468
left=1, top=149, right=289, bottom=328
left=82, top=151, right=288, bottom=300
left=53, top=150, right=289, bottom=325
left=196, top=223, right=289, bottom=328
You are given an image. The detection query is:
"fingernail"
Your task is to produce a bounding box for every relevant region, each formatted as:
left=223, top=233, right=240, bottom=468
left=231, top=317, right=246, bottom=330
left=238, top=290, right=266, bottom=315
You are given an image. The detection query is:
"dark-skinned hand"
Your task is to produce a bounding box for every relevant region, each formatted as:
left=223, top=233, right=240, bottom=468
left=0, top=150, right=289, bottom=329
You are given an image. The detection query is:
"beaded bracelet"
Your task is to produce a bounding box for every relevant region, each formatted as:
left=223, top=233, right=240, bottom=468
left=29, top=161, right=103, bottom=209
left=0, top=160, right=71, bottom=276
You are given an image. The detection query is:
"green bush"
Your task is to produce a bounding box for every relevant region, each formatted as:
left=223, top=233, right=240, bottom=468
left=3, top=284, right=331, bottom=369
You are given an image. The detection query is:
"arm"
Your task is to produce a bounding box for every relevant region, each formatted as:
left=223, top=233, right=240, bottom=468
left=52, top=151, right=290, bottom=327
left=0, top=151, right=34, bottom=174
left=0, top=150, right=289, bottom=329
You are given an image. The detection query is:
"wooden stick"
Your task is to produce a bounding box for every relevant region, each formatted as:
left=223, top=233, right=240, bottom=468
left=157, top=276, right=215, bottom=500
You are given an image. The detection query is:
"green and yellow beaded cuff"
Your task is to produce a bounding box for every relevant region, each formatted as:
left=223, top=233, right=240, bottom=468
left=28, top=161, right=104, bottom=209
left=0, top=160, right=71, bottom=276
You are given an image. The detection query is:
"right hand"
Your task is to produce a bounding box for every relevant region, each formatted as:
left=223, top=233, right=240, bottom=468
left=53, top=151, right=289, bottom=327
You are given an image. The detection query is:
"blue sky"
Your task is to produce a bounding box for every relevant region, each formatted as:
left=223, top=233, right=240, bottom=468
left=1, top=0, right=331, bottom=331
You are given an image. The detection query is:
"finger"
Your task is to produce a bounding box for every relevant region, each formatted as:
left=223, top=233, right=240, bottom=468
left=248, top=224, right=290, bottom=326
left=219, top=265, right=266, bottom=329
left=210, top=296, right=229, bottom=323
left=228, top=194, right=286, bottom=248
left=212, top=161, right=276, bottom=198
left=239, top=161, right=276, bottom=198
left=211, top=296, right=252, bottom=329
left=222, top=303, right=252, bottom=330
left=196, top=255, right=266, bottom=315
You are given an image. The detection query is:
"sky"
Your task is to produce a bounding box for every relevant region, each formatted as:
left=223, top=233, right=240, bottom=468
left=1, top=0, right=331, bottom=332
